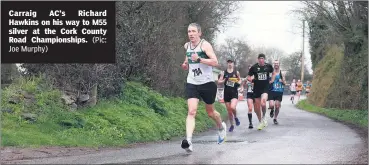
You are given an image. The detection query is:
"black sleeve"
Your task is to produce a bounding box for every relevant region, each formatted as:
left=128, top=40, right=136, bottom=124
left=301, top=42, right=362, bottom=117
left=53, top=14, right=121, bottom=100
left=248, top=66, right=254, bottom=76
left=269, top=64, right=274, bottom=73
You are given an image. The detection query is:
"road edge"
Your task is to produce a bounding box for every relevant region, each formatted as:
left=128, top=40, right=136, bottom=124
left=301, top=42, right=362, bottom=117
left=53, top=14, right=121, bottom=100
left=295, top=99, right=368, bottom=164
left=1, top=103, right=229, bottom=162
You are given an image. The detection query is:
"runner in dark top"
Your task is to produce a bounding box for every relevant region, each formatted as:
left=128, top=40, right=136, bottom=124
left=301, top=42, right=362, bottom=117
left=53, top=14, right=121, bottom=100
left=218, top=59, right=241, bottom=132
left=247, top=54, right=276, bottom=130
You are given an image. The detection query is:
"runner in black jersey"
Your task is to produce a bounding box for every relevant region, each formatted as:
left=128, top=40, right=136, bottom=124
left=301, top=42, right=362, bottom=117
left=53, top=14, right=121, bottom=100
left=218, top=59, right=241, bottom=132
left=247, top=54, right=276, bottom=130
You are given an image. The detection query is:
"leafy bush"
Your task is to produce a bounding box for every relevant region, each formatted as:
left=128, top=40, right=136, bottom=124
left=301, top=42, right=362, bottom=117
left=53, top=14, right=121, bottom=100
left=1, top=78, right=226, bottom=147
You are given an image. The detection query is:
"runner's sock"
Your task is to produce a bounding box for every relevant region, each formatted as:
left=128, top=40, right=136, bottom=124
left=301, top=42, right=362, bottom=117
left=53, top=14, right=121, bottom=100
left=248, top=113, right=252, bottom=123
left=187, top=136, right=192, bottom=142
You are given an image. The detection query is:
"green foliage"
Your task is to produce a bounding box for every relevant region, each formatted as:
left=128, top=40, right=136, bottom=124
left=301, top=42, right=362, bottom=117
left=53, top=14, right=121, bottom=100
left=307, top=14, right=341, bottom=69
left=302, top=1, right=368, bottom=110
left=297, top=100, right=368, bottom=128
left=1, top=76, right=65, bottom=116
left=308, top=45, right=344, bottom=107
left=1, top=78, right=226, bottom=147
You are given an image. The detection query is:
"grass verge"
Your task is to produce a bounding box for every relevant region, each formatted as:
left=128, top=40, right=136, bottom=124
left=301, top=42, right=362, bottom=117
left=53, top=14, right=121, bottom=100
left=296, top=99, right=368, bottom=128
left=1, top=77, right=227, bottom=148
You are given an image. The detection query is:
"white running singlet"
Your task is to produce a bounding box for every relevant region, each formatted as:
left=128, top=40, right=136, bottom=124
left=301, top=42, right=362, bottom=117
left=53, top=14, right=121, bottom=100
left=186, top=39, right=214, bottom=85
left=290, top=82, right=296, bottom=91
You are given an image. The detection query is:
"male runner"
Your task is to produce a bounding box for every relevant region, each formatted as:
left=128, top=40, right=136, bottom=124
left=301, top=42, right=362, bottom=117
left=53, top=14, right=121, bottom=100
left=305, top=81, right=312, bottom=97
left=268, top=60, right=286, bottom=124
left=296, top=79, right=303, bottom=101
left=247, top=54, right=276, bottom=130
left=241, top=65, right=255, bottom=129
left=218, top=59, right=241, bottom=132
left=290, top=79, right=297, bottom=104
left=180, top=23, right=226, bottom=152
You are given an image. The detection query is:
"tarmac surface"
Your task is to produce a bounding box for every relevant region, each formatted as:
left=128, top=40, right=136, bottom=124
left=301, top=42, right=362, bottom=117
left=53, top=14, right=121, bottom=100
left=2, top=96, right=368, bottom=164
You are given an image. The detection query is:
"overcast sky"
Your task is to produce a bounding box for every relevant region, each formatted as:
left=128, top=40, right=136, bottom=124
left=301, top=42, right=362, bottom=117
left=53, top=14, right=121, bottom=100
left=215, top=1, right=312, bottom=73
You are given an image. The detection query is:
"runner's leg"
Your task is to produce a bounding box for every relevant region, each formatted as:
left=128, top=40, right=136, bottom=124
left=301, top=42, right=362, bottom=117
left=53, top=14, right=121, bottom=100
left=273, top=93, right=283, bottom=124
left=230, top=97, right=240, bottom=126
left=186, top=98, right=199, bottom=142
left=290, top=91, right=294, bottom=101
left=261, top=92, right=268, bottom=127
left=247, top=97, right=254, bottom=129
left=182, top=83, right=200, bottom=152
left=225, top=102, right=234, bottom=125
left=268, top=92, right=275, bottom=118
left=253, top=97, right=262, bottom=122
left=275, top=100, right=281, bottom=119
left=225, top=101, right=234, bottom=132
left=199, top=82, right=226, bottom=144
left=290, top=93, right=292, bottom=101
left=298, top=91, right=301, bottom=100
left=224, top=90, right=234, bottom=131
left=205, top=104, right=223, bottom=129
left=261, top=93, right=268, bottom=118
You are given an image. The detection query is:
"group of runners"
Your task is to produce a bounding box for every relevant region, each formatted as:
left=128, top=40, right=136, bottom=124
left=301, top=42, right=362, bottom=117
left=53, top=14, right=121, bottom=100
left=180, top=23, right=312, bottom=152
left=288, top=79, right=312, bottom=104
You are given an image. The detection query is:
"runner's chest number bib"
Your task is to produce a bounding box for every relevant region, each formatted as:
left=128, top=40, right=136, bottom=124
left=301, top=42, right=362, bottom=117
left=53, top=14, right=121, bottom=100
left=247, top=83, right=253, bottom=92
left=257, top=72, right=267, bottom=80
left=192, top=67, right=202, bottom=77
left=274, top=83, right=282, bottom=89
left=226, top=80, right=235, bottom=87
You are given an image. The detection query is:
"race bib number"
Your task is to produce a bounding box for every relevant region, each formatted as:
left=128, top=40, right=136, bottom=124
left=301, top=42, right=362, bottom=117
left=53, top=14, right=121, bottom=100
left=192, top=68, right=202, bottom=77
left=247, top=83, right=253, bottom=92
left=257, top=73, right=267, bottom=80
left=274, top=83, right=282, bottom=89
left=226, top=80, right=235, bottom=87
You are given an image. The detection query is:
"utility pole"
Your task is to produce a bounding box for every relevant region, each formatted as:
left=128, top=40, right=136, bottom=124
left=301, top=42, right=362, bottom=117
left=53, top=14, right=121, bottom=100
left=301, top=20, right=305, bottom=83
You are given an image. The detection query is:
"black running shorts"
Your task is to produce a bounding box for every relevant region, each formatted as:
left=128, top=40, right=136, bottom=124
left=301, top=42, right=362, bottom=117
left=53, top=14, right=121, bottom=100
left=253, top=84, right=270, bottom=98
left=267, top=91, right=283, bottom=102
left=186, top=82, right=217, bottom=104
left=291, top=91, right=296, bottom=95
left=223, top=88, right=238, bottom=102
left=247, top=92, right=254, bottom=101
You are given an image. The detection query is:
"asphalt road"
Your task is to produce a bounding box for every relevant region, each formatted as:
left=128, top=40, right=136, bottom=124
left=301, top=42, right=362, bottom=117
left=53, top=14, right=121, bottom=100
left=4, top=96, right=368, bottom=164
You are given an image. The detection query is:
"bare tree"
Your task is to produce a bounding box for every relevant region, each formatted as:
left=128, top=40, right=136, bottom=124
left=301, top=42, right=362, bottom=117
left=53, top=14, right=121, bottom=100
left=215, top=37, right=253, bottom=77
left=19, top=2, right=241, bottom=102
left=253, top=46, right=287, bottom=64
left=280, top=52, right=312, bottom=82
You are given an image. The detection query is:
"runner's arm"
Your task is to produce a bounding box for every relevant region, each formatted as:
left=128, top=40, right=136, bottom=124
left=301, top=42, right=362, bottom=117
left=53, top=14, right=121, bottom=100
left=237, top=71, right=242, bottom=84
left=270, top=72, right=276, bottom=84
left=182, top=43, right=188, bottom=65
left=241, top=77, right=246, bottom=87
left=183, top=56, right=188, bottom=65
left=281, top=74, right=287, bottom=85
left=247, top=66, right=254, bottom=82
left=198, top=41, right=219, bottom=67
left=218, top=71, right=225, bottom=84
left=269, top=65, right=276, bottom=84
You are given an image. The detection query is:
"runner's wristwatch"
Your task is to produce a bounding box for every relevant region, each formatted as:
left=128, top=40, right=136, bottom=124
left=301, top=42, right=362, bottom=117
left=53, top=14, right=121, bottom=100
left=196, top=57, right=201, bottom=63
